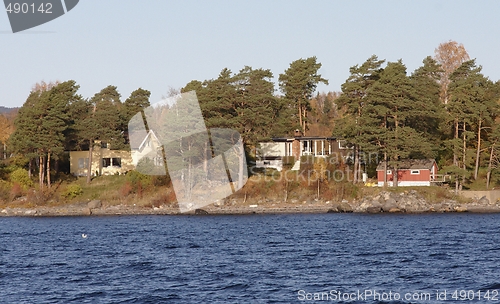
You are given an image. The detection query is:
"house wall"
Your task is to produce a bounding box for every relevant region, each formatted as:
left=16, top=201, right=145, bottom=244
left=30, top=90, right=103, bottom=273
left=377, top=169, right=431, bottom=186
left=70, top=147, right=134, bottom=177
left=258, top=142, right=286, bottom=158
left=292, top=139, right=301, bottom=160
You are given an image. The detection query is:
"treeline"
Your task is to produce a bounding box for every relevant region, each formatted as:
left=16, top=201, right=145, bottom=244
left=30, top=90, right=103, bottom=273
left=2, top=57, right=330, bottom=189
left=7, top=82, right=152, bottom=188
left=335, top=41, right=500, bottom=190
left=3, top=40, right=500, bottom=192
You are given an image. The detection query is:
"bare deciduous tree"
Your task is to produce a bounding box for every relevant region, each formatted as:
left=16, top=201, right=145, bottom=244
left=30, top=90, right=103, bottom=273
left=434, top=40, right=470, bottom=104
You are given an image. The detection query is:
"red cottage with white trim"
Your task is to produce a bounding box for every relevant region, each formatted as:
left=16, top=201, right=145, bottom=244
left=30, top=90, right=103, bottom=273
left=376, top=159, right=438, bottom=187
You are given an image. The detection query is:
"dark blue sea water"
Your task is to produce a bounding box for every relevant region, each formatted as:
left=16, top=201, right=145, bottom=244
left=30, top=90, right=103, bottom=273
left=1, top=213, right=500, bottom=303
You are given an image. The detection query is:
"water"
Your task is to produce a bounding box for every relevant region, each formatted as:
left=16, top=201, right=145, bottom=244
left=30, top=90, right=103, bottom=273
left=1, top=213, right=500, bottom=303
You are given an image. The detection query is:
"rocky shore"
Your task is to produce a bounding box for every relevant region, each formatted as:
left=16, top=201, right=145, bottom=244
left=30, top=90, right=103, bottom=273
left=1, top=190, right=500, bottom=217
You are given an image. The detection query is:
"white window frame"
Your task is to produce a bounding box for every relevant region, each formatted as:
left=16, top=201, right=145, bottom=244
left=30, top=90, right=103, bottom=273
left=410, top=170, right=420, bottom=175
left=338, top=140, right=348, bottom=149
left=386, top=170, right=392, bottom=175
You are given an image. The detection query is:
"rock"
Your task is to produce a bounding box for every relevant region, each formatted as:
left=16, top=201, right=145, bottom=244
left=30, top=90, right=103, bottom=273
left=454, top=205, right=468, bottom=212
left=249, top=205, right=258, bottom=208
left=337, top=202, right=353, bottom=213
left=194, top=209, right=209, bottom=215
left=384, top=197, right=397, bottom=206
left=325, top=201, right=331, bottom=204
left=327, top=207, right=338, bottom=213
left=366, top=206, right=381, bottom=214
left=88, top=200, right=102, bottom=209
left=1, top=209, right=7, bottom=214
left=354, top=201, right=371, bottom=213
left=388, top=208, right=401, bottom=213
left=466, top=206, right=500, bottom=213
left=381, top=199, right=398, bottom=212
left=24, top=210, right=36, bottom=215
left=478, top=196, right=490, bottom=205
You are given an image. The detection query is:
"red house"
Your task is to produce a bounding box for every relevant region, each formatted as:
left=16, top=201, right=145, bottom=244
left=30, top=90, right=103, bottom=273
left=376, top=159, right=438, bottom=187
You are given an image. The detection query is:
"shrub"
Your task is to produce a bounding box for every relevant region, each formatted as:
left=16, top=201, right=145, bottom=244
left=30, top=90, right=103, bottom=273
left=10, top=183, right=23, bottom=201
left=10, top=168, right=33, bottom=189
left=119, top=181, right=133, bottom=197
left=152, top=175, right=170, bottom=187
left=127, top=170, right=151, bottom=188
left=62, top=183, right=83, bottom=199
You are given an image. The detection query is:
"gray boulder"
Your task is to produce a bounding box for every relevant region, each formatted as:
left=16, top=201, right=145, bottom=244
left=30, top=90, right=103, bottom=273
left=382, top=199, right=398, bottom=212
left=366, top=206, right=381, bottom=214
left=195, top=209, right=209, bottom=215
left=327, top=207, right=339, bottom=213
left=478, top=196, right=490, bottom=205
left=337, top=202, right=353, bottom=213
left=88, top=200, right=102, bottom=209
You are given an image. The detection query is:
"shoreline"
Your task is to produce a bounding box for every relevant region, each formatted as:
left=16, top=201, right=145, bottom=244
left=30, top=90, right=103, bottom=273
left=2, top=189, right=499, bottom=217
left=2, top=200, right=500, bottom=217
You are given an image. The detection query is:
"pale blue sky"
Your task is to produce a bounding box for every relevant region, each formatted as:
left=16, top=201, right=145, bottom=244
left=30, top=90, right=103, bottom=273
left=1, top=0, right=499, bottom=108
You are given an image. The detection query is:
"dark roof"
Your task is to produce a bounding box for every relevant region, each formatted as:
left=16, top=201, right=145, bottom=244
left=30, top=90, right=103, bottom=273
left=376, top=159, right=437, bottom=171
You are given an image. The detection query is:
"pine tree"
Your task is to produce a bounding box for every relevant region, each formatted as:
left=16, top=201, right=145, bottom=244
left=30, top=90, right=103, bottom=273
left=76, top=86, right=123, bottom=183
left=334, top=55, right=385, bottom=183
left=279, top=57, right=328, bottom=135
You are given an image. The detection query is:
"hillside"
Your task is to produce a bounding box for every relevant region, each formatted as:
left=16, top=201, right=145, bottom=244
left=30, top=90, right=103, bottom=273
left=0, top=106, right=18, bottom=114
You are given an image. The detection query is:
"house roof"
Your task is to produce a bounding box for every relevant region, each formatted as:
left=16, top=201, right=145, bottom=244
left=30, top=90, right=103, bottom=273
left=129, top=129, right=161, bottom=150
left=271, top=136, right=336, bottom=142
left=376, top=159, right=437, bottom=171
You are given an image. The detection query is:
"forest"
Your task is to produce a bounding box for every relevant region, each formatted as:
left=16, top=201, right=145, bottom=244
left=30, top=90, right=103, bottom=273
left=0, top=40, right=499, bottom=204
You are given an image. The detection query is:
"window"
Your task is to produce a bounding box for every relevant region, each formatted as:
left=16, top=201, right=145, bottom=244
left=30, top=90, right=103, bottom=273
left=102, top=158, right=111, bottom=167
left=78, top=158, right=89, bottom=169
left=386, top=170, right=392, bottom=175
left=101, top=141, right=108, bottom=149
left=112, top=158, right=122, bottom=167
left=411, top=170, right=420, bottom=175
left=338, top=140, right=349, bottom=149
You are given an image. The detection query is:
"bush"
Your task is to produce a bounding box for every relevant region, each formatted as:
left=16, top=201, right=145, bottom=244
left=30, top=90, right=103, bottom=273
left=10, top=183, right=23, bottom=201
left=62, top=183, right=83, bottom=199
left=10, top=168, right=33, bottom=189
left=120, top=181, right=133, bottom=197
left=127, top=170, right=151, bottom=188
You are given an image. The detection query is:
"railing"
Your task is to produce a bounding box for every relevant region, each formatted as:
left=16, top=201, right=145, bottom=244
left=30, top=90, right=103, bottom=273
left=430, top=174, right=451, bottom=183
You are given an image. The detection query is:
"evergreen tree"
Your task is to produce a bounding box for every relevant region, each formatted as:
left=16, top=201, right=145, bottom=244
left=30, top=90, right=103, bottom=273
left=334, top=55, right=385, bottom=183
left=76, top=86, right=123, bottom=183
left=279, top=57, right=328, bottom=135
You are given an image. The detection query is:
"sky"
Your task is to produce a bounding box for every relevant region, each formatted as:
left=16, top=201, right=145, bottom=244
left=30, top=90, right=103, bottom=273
left=1, top=0, right=499, bottom=108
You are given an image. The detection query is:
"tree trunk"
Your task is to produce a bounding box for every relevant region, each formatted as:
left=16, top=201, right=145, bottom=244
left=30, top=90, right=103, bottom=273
left=39, top=155, right=44, bottom=189
left=298, top=100, right=302, bottom=134
left=303, top=106, right=307, bottom=136
left=474, top=118, right=481, bottom=180
left=28, top=159, right=32, bottom=179
left=454, top=118, right=459, bottom=193
left=461, top=120, right=466, bottom=190
left=317, top=179, right=320, bottom=199
left=46, top=152, right=51, bottom=189
left=383, top=152, right=387, bottom=188
left=238, top=144, right=244, bottom=189
left=487, top=143, right=494, bottom=189
left=394, top=163, right=398, bottom=187
left=353, top=146, right=358, bottom=184
left=87, top=141, right=93, bottom=184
